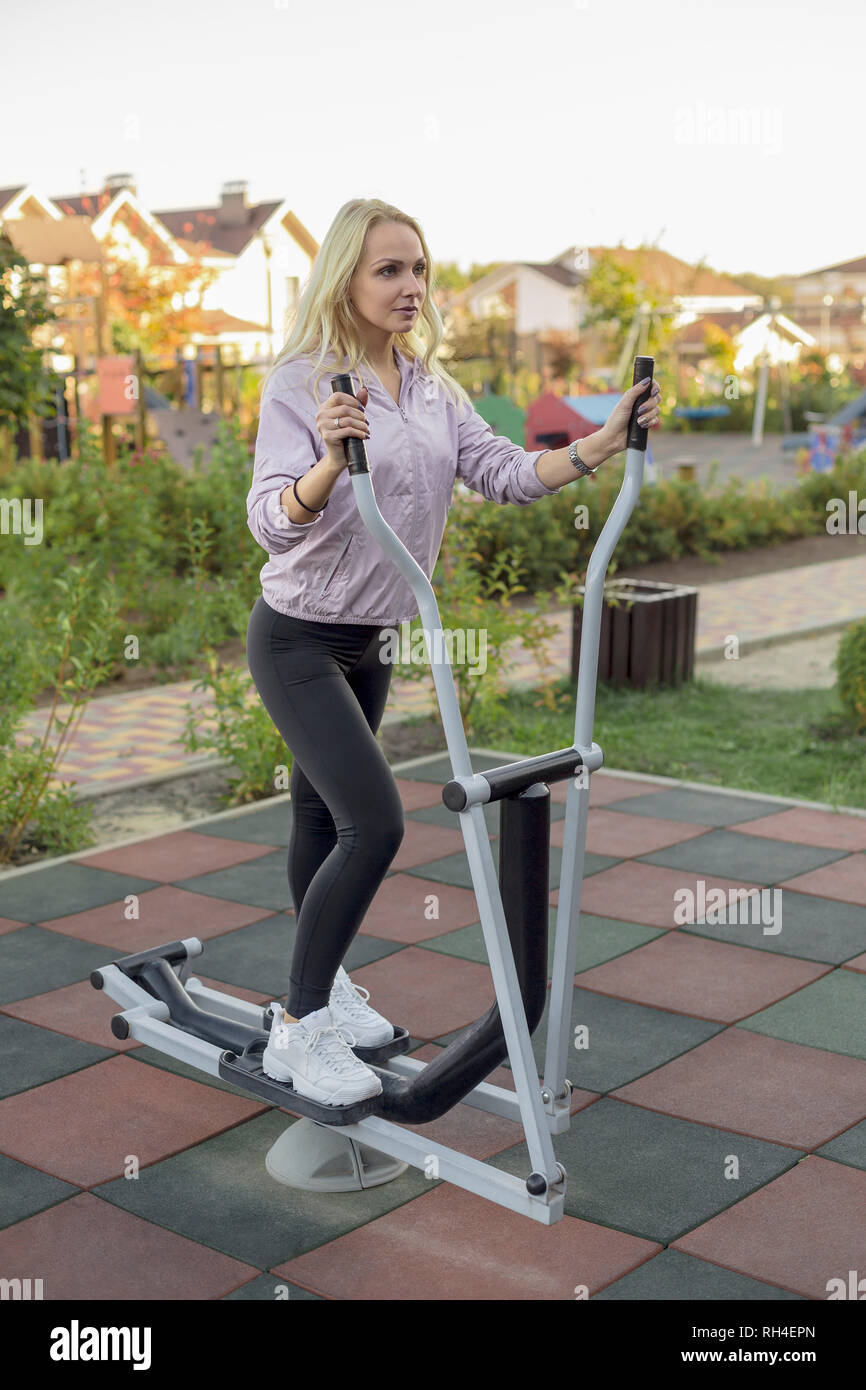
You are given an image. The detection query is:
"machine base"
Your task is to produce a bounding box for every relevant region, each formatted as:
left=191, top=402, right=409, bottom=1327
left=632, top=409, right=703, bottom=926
left=265, top=1120, right=409, bottom=1192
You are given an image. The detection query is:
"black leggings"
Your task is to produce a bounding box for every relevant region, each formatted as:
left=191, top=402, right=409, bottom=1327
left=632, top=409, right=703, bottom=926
left=245, top=596, right=405, bottom=1018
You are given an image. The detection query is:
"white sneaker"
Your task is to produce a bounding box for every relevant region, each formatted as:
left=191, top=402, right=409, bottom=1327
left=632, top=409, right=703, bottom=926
left=329, top=966, right=395, bottom=1048
left=262, top=1003, right=383, bottom=1106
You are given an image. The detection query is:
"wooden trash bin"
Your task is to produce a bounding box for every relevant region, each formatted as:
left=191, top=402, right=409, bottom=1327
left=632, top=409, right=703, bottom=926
left=571, top=579, right=699, bottom=689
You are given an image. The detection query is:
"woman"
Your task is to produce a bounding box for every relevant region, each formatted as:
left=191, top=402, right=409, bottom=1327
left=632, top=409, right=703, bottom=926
left=245, top=198, right=662, bottom=1107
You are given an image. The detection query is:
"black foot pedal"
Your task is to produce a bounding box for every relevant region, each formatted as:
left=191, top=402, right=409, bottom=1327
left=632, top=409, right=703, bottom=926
left=259, top=1009, right=411, bottom=1064
left=353, top=1025, right=411, bottom=1064
left=219, top=1039, right=384, bottom=1126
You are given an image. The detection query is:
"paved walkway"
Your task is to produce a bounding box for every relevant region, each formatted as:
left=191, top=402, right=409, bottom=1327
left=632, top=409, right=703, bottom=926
left=15, top=554, right=866, bottom=797
left=1, top=754, right=864, bottom=1299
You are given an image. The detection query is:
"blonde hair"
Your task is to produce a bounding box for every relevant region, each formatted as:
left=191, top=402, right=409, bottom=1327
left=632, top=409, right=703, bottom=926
left=261, top=198, right=472, bottom=413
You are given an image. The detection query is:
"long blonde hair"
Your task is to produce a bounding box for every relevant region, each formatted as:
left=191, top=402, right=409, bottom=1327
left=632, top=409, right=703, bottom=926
left=261, top=198, right=472, bottom=412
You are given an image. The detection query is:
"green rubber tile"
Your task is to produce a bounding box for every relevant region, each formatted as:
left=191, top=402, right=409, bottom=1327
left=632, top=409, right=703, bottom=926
left=0, top=1153, right=80, bottom=1230
left=223, top=1274, right=324, bottom=1300
left=638, top=830, right=847, bottom=886
left=592, top=1247, right=804, bottom=1300
left=191, top=802, right=293, bottom=845
left=173, top=850, right=294, bottom=912
left=606, top=790, right=786, bottom=827
left=488, top=1097, right=800, bottom=1243
left=435, top=986, right=722, bottom=1091
left=92, top=1110, right=431, bottom=1269
left=418, top=911, right=662, bottom=976
left=815, top=1120, right=866, bottom=1172
left=738, top=970, right=866, bottom=1060
left=174, top=914, right=404, bottom=996
left=0, top=1014, right=113, bottom=1098
left=0, top=863, right=159, bottom=924
left=0, top=926, right=124, bottom=1006
left=681, top=889, right=866, bottom=964
left=402, top=846, right=619, bottom=893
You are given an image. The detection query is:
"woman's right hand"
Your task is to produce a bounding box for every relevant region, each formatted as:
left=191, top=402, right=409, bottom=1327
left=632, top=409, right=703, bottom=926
left=316, top=386, right=370, bottom=470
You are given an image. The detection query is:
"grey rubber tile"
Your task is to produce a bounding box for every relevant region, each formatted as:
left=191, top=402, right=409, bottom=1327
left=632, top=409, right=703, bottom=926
left=191, top=802, right=293, bottom=845
left=437, top=986, right=722, bottom=1092
left=739, top=969, right=866, bottom=1061
left=223, top=1274, right=324, bottom=1300
left=815, top=1120, right=866, bottom=1172
left=681, top=889, right=866, bottom=964
left=0, top=1152, right=79, bottom=1230
left=637, top=830, right=847, bottom=885
left=403, top=846, right=619, bottom=893
left=418, top=910, right=662, bottom=976
left=604, top=790, right=787, bottom=827
left=0, top=863, right=159, bottom=924
left=593, top=1247, right=804, bottom=1300
left=0, top=926, right=124, bottom=1005
left=177, top=914, right=405, bottom=995
left=92, top=1110, right=431, bottom=1269
left=0, top=1014, right=113, bottom=1098
left=173, top=851, right=294, bottom=912
left=488, top=1096, right=801, bottom=1243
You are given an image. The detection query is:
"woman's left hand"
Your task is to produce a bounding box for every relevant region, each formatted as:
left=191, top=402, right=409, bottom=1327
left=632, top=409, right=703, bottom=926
left=596, top=378, right=663, bottom=462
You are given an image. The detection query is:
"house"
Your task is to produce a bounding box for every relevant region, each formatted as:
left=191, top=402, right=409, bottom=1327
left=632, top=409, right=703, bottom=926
left=0, top=174, right=319, bottom=364
left=781, top=253, right=866, bottom=365
left=443, top=243, right=765, bottom=379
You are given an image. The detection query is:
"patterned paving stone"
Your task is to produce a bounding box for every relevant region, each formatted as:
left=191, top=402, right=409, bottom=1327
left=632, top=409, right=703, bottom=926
left=592, top=1247, right=804, bottom=1300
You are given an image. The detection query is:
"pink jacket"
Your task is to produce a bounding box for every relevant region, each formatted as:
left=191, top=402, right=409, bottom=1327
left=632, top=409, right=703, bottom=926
left=246, top=347, right=565, bottom=626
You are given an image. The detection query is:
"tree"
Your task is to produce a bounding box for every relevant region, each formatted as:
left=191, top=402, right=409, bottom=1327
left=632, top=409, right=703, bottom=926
left=0, top=231, right=57, bottom=458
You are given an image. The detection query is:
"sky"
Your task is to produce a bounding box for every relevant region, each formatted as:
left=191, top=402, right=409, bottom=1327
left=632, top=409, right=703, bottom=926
left=4, top=0, right=863, bottom=282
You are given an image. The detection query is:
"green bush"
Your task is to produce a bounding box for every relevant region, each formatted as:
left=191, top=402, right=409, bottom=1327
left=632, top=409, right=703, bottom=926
left=835, top=619, right=866, bottom=732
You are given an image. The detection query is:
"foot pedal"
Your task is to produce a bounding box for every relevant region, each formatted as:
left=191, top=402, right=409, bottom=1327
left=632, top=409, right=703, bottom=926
left=260, top=1009, right=411, bottom=1065
left=218, top=1039, right=383, bottom=1126
left=353, top=1025, right=411, bottom=1065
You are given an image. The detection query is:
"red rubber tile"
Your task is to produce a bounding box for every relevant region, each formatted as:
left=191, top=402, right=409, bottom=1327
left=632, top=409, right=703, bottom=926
left=360, top=871, right=481, bottom=943
left=0, top=916, right=25, bottom=936
left=38, top=884, right=276, bottom=949
left=552, top=809, right=709, bottom=857
left=275, top=1182, right=661, bottom=1300
left=779, top=855, right=866, bottom=907
left=0, top=1053, right=266, bottom=1187
left=395, top=777, right=450, bottom=811
left=389, top=819, right=467, bottom=872
left=75, top=830, right=277, bottom=881
left=843, top=953, right=866, bottom=973
left=552, top=860, right=762, bottom=930
left=1, top=975, right=269, bottom=1050
left=0, top=1192, right=258, bottom=1299
left=673, top=1156, right=866, bottom=1299
left=575, top=932, right=829, bottom=1022
left=550, top=774, right=666, bottom=807
left=398, top=1046, right=598, bottom=1158
left=731, top=807, right=866, bottom=853
left=344, top=948, right=498, bottom=1040
left=612, top=1029, right=866, bottom=1147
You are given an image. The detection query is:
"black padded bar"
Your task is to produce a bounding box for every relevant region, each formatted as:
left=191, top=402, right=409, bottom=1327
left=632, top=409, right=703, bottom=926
left=442, top=746, right=584, bottom=811
left=90, top=938, right=196, bottom=990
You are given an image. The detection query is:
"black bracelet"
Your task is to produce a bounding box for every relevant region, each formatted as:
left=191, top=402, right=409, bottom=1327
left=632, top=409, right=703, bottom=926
left=293, top=476, right=328, bottom=515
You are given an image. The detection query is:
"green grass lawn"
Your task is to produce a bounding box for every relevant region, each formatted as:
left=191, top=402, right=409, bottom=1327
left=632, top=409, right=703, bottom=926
left=459, top=676, right=866, bottom=811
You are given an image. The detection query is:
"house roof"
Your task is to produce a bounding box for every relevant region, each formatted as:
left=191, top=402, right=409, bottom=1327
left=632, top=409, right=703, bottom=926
left=196, top=307, right=270, bottom=335
left=585, top=244, right=754, bottom=299
left=793, top=253, right=866, bottom=278
left=152, top=200, right=283, bottom=256
left=1, top=214, right=104, bottom=264
left=0, top=185, right=25, bottom=209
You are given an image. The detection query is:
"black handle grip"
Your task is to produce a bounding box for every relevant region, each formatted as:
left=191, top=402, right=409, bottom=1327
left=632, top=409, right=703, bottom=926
left=330, top=373, right=370, bottom=475
left=627, top=355, right=655, bottom=452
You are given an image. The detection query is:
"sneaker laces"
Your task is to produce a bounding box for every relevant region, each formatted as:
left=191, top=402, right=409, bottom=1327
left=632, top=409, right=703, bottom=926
left=301, top=1022, right=363, bottom=1075
left=331, top=971, right=375, bottom=1021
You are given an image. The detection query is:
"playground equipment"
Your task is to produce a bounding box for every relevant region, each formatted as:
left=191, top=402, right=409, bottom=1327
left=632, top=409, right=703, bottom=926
left=90, top=356, right=654, bottom=1227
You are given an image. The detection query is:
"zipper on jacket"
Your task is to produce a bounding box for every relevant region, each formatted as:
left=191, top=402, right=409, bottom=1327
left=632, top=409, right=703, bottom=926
left=316, top=533, right=353, bottom=600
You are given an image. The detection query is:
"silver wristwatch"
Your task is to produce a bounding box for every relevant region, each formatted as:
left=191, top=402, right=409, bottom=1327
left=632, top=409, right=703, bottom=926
left=568, top=439, right=597, bottom=476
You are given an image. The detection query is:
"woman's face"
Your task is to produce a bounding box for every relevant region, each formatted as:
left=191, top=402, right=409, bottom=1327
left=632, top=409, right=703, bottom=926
left=349, top=221, right=427, bottom=337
